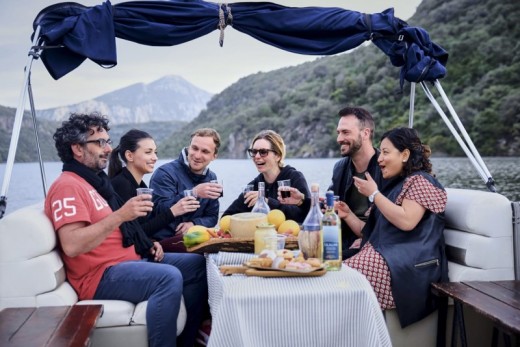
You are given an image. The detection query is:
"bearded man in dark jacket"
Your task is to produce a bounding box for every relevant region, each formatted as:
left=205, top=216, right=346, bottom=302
left=328, top=107, right=385, bottom=259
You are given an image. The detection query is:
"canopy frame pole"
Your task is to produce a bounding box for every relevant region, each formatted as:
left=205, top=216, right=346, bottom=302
left=0, top=26, right=43, bottom=219
left=433, top=80, right=494, bottom=180
left=27, top=72, right=48, bottom=197
left=420, top=81, right=496, bottom=192
left=408, top=82, right=416, bottom=128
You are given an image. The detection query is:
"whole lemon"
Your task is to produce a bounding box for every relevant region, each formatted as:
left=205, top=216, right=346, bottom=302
left=219, top=215, right=231, bottom=233
left=267, top=209, right=286, bottom=229
left=278, top=220, right=300, bottom=236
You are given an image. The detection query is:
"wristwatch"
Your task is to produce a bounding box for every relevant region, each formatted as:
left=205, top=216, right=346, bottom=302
left=368, top=190, right=379, bottom=203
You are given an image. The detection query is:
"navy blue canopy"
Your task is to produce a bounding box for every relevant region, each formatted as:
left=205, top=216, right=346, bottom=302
left=33, top=0, right=448, bottom=85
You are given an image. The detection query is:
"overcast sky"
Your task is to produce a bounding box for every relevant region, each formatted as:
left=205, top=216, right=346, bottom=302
left=0, top=0, right=421, bottom=109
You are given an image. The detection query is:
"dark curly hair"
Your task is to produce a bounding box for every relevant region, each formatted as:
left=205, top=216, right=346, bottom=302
left=380, top=127, right=432, bottom=176
left=53, top=112, right=110, bottom=163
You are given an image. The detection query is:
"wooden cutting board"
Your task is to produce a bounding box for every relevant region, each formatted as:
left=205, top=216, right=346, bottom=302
left=219, top=265, right=326, bottom=277
left=187, top=236, right=299, bottom=254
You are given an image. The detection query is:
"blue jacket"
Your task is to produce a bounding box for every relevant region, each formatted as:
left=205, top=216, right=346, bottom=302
left=149, top=148, right=219, bottom=240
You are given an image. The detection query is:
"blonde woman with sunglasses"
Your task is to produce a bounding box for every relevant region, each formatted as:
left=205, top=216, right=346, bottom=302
left=222, top=130, right=311, bottom=223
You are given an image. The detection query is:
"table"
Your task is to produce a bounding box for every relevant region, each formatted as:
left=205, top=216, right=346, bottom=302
left=0, top=305, right=103, bottom=347
left=206, top=252, right=391, bottom=347
left=431, top=281, right=520, bottom=347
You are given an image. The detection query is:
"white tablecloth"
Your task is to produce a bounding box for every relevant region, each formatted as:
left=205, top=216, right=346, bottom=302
left=206, top=252, right=392, bottom=347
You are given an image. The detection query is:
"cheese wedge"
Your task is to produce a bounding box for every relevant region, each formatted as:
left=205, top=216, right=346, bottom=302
left=229, top=212, right=268, bottom=238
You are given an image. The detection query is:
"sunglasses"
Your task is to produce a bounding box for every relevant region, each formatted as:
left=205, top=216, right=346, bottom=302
left=247, top=148, right=275, bottom=157
left=83, top=138, right=113, bottom=148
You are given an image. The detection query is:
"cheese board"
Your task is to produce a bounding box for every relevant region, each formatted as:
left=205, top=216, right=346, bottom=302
left=186, top=235, right=298, bottom=254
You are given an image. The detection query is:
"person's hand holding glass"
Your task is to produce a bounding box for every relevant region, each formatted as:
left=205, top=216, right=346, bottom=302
left=242, top=184, right=258, bottom=208
left=193, top=180, right=222, bottom=199
left=169, top=189, right=200, bottom=219
left=277, top=179, right=291, bottom=201
left=278, top=186, right=305, bottom=206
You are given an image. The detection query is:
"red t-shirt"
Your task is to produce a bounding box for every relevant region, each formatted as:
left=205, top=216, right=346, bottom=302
left=44, top=171, right=140, bottom=300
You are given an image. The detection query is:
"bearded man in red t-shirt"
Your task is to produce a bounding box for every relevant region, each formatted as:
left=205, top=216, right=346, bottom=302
left=45, top=112, right=207, bottom=347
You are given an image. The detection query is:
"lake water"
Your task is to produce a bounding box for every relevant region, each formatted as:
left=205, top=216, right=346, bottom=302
left=1, top=157, right=518, bottom=216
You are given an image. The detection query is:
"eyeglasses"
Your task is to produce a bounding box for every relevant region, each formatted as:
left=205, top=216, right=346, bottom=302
left=247, top=148, right=275, bottom=157
left=83, top=138, right=113, bottom=148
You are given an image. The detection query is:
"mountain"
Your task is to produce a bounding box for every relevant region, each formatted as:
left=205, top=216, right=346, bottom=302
left=159, top=0, right=520, bottom=158
left=1, top=75, right=211, bottom=162
left=36, top=75, right=213, bottom=124
left=0, top=104, right=185, bottom=163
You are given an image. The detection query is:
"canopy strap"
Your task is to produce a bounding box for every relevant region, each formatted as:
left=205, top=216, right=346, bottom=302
left=218, top=3, right=233, bottom=47
left=365, top=13, right=404, bottom=42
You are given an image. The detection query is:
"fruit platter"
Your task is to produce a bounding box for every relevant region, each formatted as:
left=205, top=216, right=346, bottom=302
left=185, top=210, right=301, bottom=254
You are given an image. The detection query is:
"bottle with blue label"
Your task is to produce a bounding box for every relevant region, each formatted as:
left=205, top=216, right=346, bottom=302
left=321, top=190, right=342, bottom=270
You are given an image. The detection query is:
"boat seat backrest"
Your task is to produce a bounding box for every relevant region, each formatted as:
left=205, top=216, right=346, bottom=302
left=444, top=188, right=514, bottom=282
left=0, top=202, right=186, bottom=336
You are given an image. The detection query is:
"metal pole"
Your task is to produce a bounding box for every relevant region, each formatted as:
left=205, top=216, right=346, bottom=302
left=420, top=82, right=491, bottom=185
left=434, top=80, right=494, bottom=180
left=0, top=26, right=42, bottom=218
left=27, top=72, right=48, bottom=197
left=409, top=82, right=416, bottom=128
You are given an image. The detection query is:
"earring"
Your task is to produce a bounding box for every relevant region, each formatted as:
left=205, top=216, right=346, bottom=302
left=403, top=160, right=407, bottom=162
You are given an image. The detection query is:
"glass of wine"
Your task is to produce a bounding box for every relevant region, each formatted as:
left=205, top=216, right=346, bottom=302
left=277, top=179, right=291, bottom=199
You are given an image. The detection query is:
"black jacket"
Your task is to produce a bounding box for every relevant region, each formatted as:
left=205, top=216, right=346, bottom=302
left=328, top=149, right=385, bottom=257
left=111, top=167, right=175, bottom=238
left=222, top=165, right=311, bottom=223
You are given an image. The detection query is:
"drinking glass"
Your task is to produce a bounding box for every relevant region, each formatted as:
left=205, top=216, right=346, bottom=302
left=210, top=179, right=224, bottom=197
left=136, top=188, right=153, bottom=201
left=277, top=179, right=291, bottom=199
left=242, top=184, right=254, bottom=196
left=183, top=189, right=197, bottom=198
left=264, top=234, right=287, bottom=251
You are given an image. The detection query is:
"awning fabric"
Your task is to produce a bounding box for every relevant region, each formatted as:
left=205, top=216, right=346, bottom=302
left=32, top=0, right=448, bottom=85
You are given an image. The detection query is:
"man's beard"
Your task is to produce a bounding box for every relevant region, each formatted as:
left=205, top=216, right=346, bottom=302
left=340, top=135, right=362, bottom=157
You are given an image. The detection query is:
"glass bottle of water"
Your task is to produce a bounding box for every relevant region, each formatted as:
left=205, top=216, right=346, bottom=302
left=321, top=190, right=342, bottom=270
left=298, top=183, right=322, bottom=260
left=251, top=181, right=270, bottom=214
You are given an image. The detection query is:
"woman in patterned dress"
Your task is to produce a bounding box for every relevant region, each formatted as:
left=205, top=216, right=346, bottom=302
left=336, top=127, right=448, bottom=328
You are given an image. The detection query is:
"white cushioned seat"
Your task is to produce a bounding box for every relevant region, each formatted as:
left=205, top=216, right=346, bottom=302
left=0, top=202, right=187, bottom=346
left=445, top=188, right=512, bottom=237
left=0, top=203, right=56, bottom=261
left=444, top=228, right=514, bottom=269
left=444, top=188, right=514, bottom=281
left=447, top=261, right=515, bottom=282
left=77, top=300, right=137, bottom=327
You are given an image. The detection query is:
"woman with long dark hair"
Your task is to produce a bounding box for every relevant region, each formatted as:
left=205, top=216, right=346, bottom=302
left=338, top=127, right=448, bottom=328
left=108, top=129, right=198, bottom=251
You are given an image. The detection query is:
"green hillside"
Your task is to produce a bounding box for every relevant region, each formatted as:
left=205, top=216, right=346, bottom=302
left=2, top=0, right=519, bottom=162
left=0, top=105, right=185, bottom=163
left=160, top=0, right=520, bottom=158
